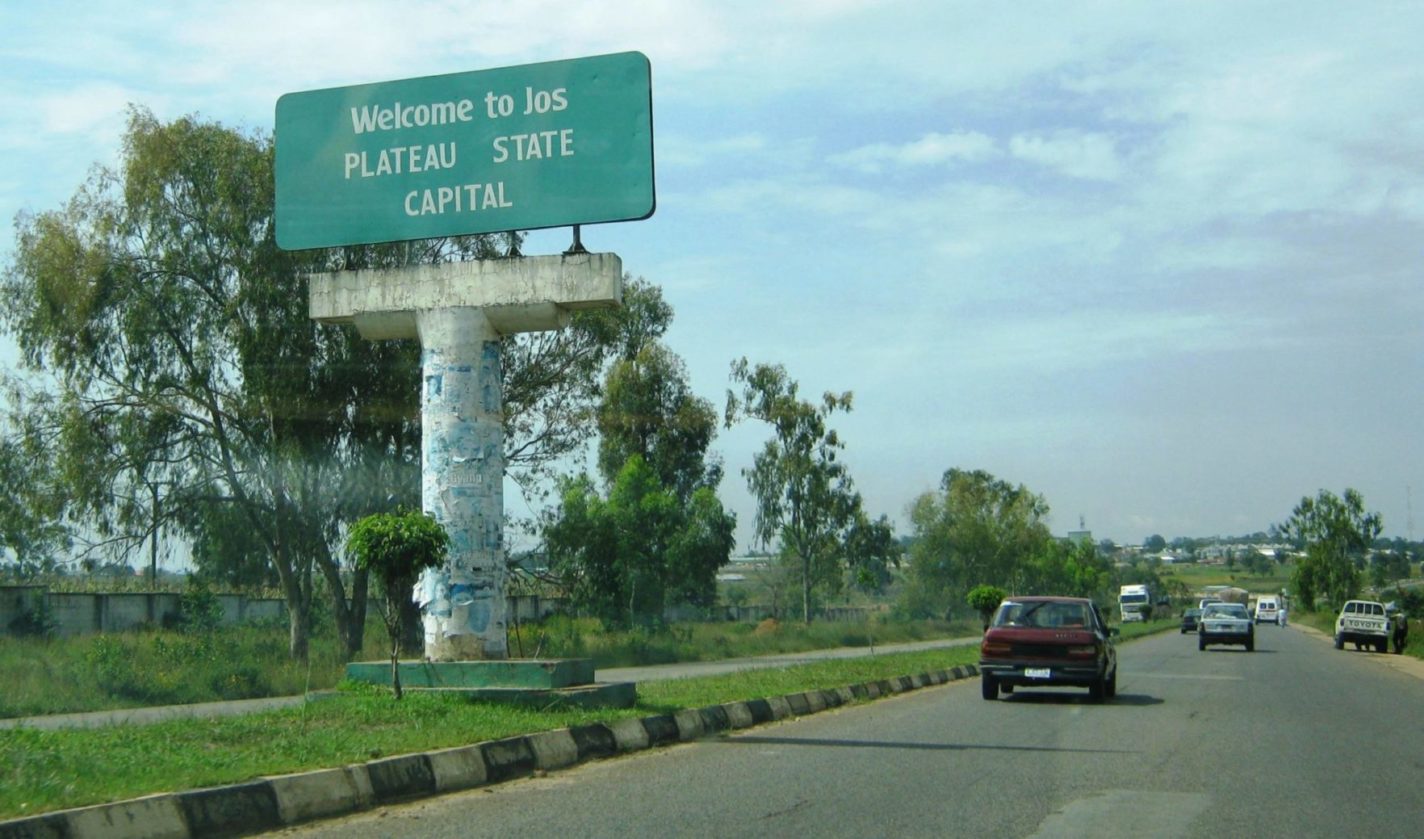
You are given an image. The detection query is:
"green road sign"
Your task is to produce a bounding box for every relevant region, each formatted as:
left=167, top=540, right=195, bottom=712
left=276, top=52, right=654, bottom=250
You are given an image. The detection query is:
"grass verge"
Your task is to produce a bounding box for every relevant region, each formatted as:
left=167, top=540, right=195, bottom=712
left=513, top=615, right=974, bottom=667
left=1298, top=610, right=1335, bottom=636
left=1116, top=618, right=1178, bottom=641
left=0, top=645, right=979, bottom=820
left=0, top=622, right=387, bottom=719
left=0, top=617, right=975, bottom=718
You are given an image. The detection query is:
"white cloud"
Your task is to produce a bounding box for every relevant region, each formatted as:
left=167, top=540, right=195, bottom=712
left=1009, top=131, right=1122, bottom=181
left=656, top=132, right=768, bottom=168
left=829, top=131, right=999, bottom=174
left=35, top=83, right=134, bottom=137
left=698, top=174, right=883, bottom=219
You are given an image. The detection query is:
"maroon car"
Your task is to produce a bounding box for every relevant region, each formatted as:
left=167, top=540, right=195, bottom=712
left=978, top=596, right=1119, bottom=702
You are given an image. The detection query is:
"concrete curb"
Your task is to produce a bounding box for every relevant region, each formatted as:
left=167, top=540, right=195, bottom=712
left=0, top=665, right=979, bottom=839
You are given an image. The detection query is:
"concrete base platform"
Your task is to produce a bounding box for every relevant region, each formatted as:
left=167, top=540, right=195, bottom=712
left=345, top=659, right=636, bottom=708
left=417, top=682, right=637, bottom=709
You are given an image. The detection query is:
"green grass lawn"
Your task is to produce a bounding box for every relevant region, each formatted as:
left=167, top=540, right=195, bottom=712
left=0, top=616, right=976, bottom=719
left=1159, top=563, right=1291, bottom=594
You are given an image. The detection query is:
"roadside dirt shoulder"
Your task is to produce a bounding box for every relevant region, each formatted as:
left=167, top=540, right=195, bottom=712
left=1290, top=621, right=1424, bottom=681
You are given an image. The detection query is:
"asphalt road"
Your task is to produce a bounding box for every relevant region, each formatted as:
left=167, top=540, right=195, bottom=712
left=270, top=624, right=1424, bottom=838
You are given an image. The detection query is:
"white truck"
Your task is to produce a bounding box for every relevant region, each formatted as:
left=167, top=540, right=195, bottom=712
left=1119, top=584, right=1151, bottom=622
left=1334, top=600, right=1392, bottom=653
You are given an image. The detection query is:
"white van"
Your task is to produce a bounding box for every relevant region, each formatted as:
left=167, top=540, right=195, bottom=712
left=1255, top=596, right=1280, bottom=625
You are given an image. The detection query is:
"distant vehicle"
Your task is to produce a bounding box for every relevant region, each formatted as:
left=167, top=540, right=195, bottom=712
left=979, top=596, right=1119, bottom=702
left=1255, top=596, right=1281, bottom=625
left=1181, top=608, right=1202, bottom=634
left=1335, top=600, right=1391, bottom=653
left=1199, top=597, right=1223, bottom=610
left=1119, top=584, right=1151, bottom=622
left=1199, top=602, right=1254, bottom=651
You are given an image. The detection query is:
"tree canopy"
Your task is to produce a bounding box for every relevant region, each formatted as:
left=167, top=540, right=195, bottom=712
left=903, top=468, right=1052, bottom=616
left=725, top=358, right=869, bottom=623
left=1277, top=488, right=1382, bottom=610
left=544, top=456, right=734, bottom=627
left=597, top=341, right=719, bottom=502
left=901, top=468, right=1114, bottom=619
left=545, top=333, right=734, bottom=628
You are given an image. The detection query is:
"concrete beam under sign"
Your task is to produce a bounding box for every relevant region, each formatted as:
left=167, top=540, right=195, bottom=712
left=307, top=252, right=622, bottom=339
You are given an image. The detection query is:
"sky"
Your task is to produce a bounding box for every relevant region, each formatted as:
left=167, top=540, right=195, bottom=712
left=1, top=0, right=1421, bottom=550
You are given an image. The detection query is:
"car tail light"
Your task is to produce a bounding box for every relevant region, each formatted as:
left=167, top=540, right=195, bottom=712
left=1067, top=645, right=1098, bottom=658
left=981, top=640, right=1012, bottom=656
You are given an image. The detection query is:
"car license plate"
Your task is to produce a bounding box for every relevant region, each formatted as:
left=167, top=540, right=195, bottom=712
left=1024, top=668, right=1051, bottom=679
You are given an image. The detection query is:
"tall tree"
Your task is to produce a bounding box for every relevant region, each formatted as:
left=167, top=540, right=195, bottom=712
left=844, top=511, right=901, bottom=594
left=0, top=108, right=450, bottom=658
left=544, top=456, right=733, bottom=627
left=1277, top=488, right=1382, bottom=610
left=546, top=334, right=733, bottom=626
left=597, top=342, right=720, bottom=502
left=903, top=468, right=1053, bottom=618
left=1027, top=537, right=1113, bottom=599
left=0, top=385, right=70, bottom=575
left=502, top=277, right=673, bottom=506
left=725, top=358, right=860, bottom=624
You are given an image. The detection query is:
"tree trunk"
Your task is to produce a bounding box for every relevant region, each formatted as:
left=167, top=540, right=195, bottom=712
left=287, top=596, right=311, bottom=661
left=270, top=541, right=311, bottom=662
left=348, top=566, right=370, bottom=659
left=149, top=482, right=160, bottom=585
left=318, top=550, right=369, bottom=661
left=802, top=550, right=813, bottom=625
left=390, top=632, right=403, bottom=700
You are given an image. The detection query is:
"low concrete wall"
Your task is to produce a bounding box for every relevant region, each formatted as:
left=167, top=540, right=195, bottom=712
left=2, top=588, right=569, bottom=639
left=3, top=587, right=879, bottom=639
left=0, top=587, right=290, bottom=638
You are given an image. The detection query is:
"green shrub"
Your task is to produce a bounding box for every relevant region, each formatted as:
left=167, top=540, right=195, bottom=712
left=7, top=597, right=56, bottom=639
left=84, top=636, right=133, bottom=697
left=169, top=581, right=224, bottom=633
left=210, top=665, right=270, bottom=699
left=966, top=585, right=1008, bottom=628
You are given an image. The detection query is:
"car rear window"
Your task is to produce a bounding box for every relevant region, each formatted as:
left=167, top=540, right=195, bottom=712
left=993, top=601, right=1090, bottom=628
left=1205, top=604, right=1247, bottom=618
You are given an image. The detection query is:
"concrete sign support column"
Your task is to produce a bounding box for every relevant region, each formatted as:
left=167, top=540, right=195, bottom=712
left=309, top=253, right=622, bottom=660
left=416, top=307, right=506, bottom=659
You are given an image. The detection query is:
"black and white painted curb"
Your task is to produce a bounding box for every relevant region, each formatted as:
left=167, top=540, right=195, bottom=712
left=0, top=664, right=979, bottom=839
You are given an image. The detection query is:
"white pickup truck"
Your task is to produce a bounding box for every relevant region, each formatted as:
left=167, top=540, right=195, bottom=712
left=1334, top=600, right=1392, bottom=653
